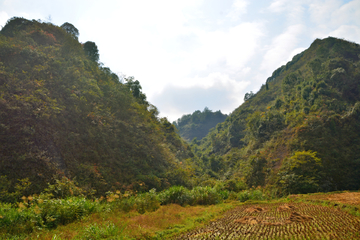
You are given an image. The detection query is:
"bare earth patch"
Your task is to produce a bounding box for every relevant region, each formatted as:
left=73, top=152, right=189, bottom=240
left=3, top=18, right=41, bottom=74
left=290, top=191, right=360, bottom=206
left=175, top=202, right=360, bottom=239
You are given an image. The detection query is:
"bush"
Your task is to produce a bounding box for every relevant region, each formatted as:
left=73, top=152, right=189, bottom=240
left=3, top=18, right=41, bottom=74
left=237, top=189, right=266, bottom=202
left=158, top=186, right=191, bottom=206
left=158, top=186, right=224, bottom=206
left=78, top=222, right=123, bottom=240
left=0, top=177, right=31, bottom=203
left=44, top=177, right=86, bottom=199
left=223, top=179, right=247, bottom=192
left=0, top=196, right=100, bottom=235
left=135, top=189, right=160, bottom=214
left=190, top=186, right=223, bottom=205
left=39, top=197, right=98, bottom=228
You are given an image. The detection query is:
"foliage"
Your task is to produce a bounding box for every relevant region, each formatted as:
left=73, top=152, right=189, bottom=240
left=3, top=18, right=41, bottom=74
left=0, top=177, right=31, bottom=203
left=173, top=107, right=227, bottom=141
left=158, top=185, right=224, bottom=206
left=0, top=185, right=258, bottom=237
left=195, top=37, right=360, bottom=195
left=60, top=22, right=79, bottom=40
left=0, top=195, right=99, bottom=235
left=83, top=41, right=99, bottom=62
left=244, top=91, right=255, bottom=101
left=43, top=177, right=86, bottom=199
left=237, top=188, right=266, bottom=202
left=134, top=189, right=160, bottom=214
left=77, top=222, right=124, bottom=240
left=0, top=17, right=194, bottom=196
left=276, top=151, right=322, bottom=195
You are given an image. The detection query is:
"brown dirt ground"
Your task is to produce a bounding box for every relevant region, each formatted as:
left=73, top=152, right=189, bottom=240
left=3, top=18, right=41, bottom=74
left=290, top=192, right=360, bottom=206
left=175, top=202, right=360, bottom=239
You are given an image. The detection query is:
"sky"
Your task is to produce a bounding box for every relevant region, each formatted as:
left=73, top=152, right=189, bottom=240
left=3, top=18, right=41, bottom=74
left=1, top=0, right=360, bottom=121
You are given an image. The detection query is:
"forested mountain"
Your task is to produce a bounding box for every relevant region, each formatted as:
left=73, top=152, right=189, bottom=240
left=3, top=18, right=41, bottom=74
left=1, top=17, right=360, bottom=198
left=0, top=17, right=194, bottom=195
left=192, top=37, right=360, bottom=194
left=173, top=108, right=227, bottom=142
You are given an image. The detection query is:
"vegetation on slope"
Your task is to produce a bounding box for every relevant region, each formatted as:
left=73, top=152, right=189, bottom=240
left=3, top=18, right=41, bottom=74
left=192, top=37, right=360, bottom=195
left=0, top=17, right=194, bottom=197
left=173, top=107, right=228, bottom=142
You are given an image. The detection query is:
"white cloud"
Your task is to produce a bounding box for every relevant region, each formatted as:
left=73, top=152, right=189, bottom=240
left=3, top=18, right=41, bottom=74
left=154, top=72, right=250, bottom=121
left=308, top=0, right=360, bottom=41
left=334, top=0, right=360, bottom=25
left=269, top=0, right=308, bottom=24
left=269, top=0, right=288, bottom=13
left=309, top=0, right=343, bottom=25
left=1, top=0, right=360, bottom=120
left=328, top=25, right=360, bottom=43
left=0, top=11, right=9, bottom=28
left=178, top=21, right=264, bottom=81
left=287, top=47, right=307, bottom=61
left=226, top=0, right=249, bottom=21
left=261, top=24, right=306, bottom=74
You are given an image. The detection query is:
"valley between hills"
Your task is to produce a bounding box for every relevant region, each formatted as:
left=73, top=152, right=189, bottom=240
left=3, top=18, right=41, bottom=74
left=1, top=17, right=360, bottom=239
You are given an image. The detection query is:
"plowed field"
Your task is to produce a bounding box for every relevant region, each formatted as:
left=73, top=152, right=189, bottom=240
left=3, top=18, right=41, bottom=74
left=175, top=202, right=360, bottom=239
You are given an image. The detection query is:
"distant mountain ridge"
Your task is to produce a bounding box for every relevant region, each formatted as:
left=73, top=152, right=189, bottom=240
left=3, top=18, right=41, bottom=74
left=173, top=107, right=228, bottom=142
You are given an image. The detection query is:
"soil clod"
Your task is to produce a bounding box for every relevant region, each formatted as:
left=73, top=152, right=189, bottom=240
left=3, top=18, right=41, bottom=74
left=288, top=211, right=313, bottom=222
left=244, top=206, right=267, bottom=213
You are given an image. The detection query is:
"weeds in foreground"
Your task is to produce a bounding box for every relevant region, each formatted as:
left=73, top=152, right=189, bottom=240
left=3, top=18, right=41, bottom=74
left=0, top=179, right=271, bottom=238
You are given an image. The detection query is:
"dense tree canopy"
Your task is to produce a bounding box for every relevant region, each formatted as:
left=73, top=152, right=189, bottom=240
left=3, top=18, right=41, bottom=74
left=60, top=22, right=79, bottom=39
left=0, top=18, right=193, bottom=195
left=83, top=41, right=99, bottom=62
left=173, top=107, right=228, bottom=142
left=1, top=17, right=360, bottom=197
left=192, top=37, right=360, bottom=194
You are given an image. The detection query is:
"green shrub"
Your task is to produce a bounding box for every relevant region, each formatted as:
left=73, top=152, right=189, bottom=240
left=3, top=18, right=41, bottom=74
left=222, top=179, right=247, bottom=192
left=237, top=189, right=266, bottom=202
left=114, top=197, right=136, bottom=213
left=158, top=186, right=191, bottom=206
left=0, top=196, right=100, bottom=235
left=135, top=189, right=160, bottom=214
left=39, top=197, right=98, bottom=228
left=77, top=222, right=124, bottom=240
left=0, top=177, right=31, bottom=203
left=190, top=186, right=222, bottom=205
left=44, top=177, right=86, bottom=199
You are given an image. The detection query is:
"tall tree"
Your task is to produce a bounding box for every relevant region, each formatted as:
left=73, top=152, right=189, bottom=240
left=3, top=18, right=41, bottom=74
left=60, top=22, right=79, bottom=39
left=83, top=41, right=99, bottom=62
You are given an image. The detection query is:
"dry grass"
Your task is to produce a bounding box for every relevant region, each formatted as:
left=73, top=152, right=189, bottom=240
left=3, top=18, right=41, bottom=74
left=175, top=202, right=360, bottom=239
left=290, top=191, right=360, bottom=206
left=27, top=203, right=234, bottom=239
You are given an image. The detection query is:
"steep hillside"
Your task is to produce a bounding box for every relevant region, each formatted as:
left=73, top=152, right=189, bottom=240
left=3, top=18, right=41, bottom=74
left=193, top=37, right=360, bottom=194
left=0, top=17, right=194, bottom=195
left=173, top=108, right=228, bottom=142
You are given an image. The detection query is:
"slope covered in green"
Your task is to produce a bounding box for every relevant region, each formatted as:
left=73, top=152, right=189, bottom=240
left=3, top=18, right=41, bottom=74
left=192, top=37, right=360, bottom=194
left=173, top=107, right=228, bottom=142
left=0, top=17, right=194, bottom=196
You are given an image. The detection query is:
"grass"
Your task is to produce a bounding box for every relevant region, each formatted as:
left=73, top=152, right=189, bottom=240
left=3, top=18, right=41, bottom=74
left=25, top=202, right=235, bottom=239
left=2, top=187, right=359, bottom=239
left=0, top=185, right=270, bottom=239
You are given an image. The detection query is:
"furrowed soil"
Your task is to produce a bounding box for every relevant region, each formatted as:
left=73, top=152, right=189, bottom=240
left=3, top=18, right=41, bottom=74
left=175, top=202, right=360, bottom=239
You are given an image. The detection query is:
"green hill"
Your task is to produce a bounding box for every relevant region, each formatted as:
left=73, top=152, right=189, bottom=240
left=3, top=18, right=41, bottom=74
left=173, top=107, right=228, bottom=142
left=0, top=17, right=194, bottom=196
left=192, top=37, right=360, bottom=194
left=1, top=17, right=360, bottom=198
